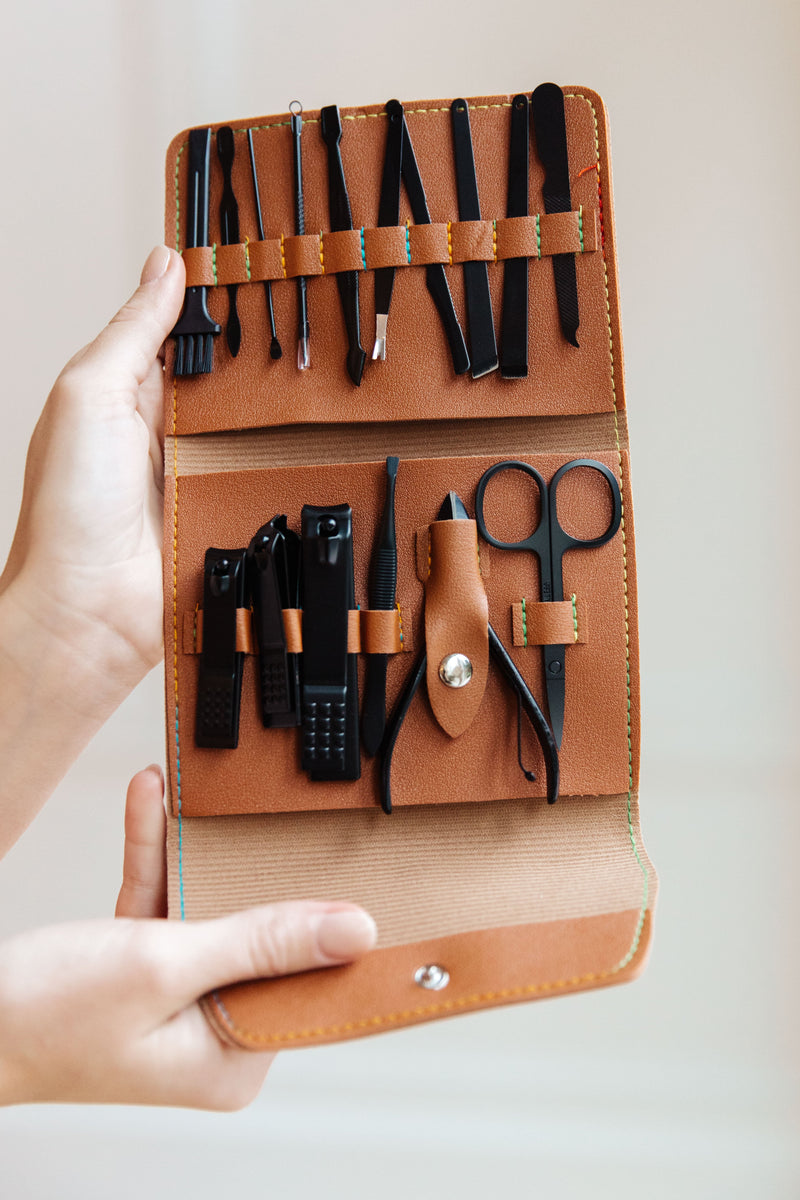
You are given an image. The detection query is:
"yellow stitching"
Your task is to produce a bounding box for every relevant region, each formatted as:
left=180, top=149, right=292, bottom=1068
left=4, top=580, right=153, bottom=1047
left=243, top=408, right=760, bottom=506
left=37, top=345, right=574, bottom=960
left=446, top=221, right=453, bottom=265
left=209, top=922, right=648, bottom=1044
left=492, top=219, right=497, bottom=264
left=279, top=232, right=286, bottom=279
left=244, top=236, right=251, bottom=281
left=319, top=231, right=325, bottom=275
left=396, top=602, right=404, bottom=647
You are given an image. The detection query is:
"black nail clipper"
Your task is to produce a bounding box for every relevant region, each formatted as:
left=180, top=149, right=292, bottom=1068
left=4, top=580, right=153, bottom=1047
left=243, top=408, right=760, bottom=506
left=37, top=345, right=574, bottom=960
left=247, top=516, right=301, bottom=727
left=300, top=505, right=360, bottom=781
left=196, top=548, right=247, bottom=749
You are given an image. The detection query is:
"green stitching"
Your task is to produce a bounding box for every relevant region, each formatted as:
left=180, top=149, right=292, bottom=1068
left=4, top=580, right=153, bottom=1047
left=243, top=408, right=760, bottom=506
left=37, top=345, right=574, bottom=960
left=521, top=597, right=528, bottom=647
left=211, top=242, right=218, bottom=286
left=244, top=237, right=252, bottom=281
left=565, top=91, right=650, bottom=972
left=578, top=204, right=584, bottom=253
left=571, top=593, right=578, bottom=641
left=535, top=213, right=541, bottom=259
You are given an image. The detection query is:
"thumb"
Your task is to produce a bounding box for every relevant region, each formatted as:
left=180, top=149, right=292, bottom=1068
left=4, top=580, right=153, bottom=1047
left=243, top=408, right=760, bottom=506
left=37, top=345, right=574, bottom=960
left=150, top=902, right=378, bottom=1012
left=66, top=246, right=186, bottom=395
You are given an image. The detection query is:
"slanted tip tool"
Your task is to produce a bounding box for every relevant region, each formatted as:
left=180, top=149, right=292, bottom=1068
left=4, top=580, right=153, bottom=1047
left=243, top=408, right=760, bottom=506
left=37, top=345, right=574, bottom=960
left=372, top=99, right=404, bottom=361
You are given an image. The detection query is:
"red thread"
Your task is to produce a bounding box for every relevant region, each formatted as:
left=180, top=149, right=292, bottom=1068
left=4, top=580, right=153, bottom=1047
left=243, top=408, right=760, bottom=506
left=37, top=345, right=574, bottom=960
left=577, top=161, right=600, bottom=179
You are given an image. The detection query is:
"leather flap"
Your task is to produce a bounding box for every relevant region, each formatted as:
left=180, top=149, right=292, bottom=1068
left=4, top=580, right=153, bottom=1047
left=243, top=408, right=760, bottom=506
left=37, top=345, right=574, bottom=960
left=423, top=519, right=489, bottom=738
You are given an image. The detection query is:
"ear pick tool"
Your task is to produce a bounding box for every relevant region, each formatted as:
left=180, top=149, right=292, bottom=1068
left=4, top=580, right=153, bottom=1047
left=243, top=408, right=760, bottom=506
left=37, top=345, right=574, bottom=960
left=289, top=101, right=310, bottom=370
left=247, top=128, right=282, bottom=360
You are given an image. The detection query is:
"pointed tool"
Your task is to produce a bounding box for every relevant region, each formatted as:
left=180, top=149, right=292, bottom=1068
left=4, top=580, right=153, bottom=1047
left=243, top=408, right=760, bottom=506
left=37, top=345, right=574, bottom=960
left=320, top=104, right=366, bottom=385
left=500, top=94, right=530, bottom=377
left=362, top=457, right=399, bottom=756
left=400, top=114, right=470, bottom=375
left=531, top=82, right=580, bottom=348
left=216, top=126, right=242, bottom=357
left=450, top=99, right=498, bottom=378
left=247, top=128, right=282, bottom=360
left=289, top=101, right=310, bottom=370
left=372, top=99, right=404, bottom=360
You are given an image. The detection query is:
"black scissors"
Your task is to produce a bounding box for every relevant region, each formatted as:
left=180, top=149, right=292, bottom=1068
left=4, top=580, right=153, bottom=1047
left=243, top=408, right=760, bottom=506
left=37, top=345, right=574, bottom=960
left=475, top=459, right=622, bottom=748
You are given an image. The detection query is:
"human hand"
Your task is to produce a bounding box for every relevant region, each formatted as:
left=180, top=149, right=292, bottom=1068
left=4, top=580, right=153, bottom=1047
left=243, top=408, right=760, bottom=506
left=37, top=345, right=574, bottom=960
left=1, top=247, right=185, bottom=697
left=0, top=767, right=377, bottom=1108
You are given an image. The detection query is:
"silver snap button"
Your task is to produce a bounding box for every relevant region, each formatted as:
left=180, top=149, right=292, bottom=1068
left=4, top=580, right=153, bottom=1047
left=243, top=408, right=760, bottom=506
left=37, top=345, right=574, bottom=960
left=414, top=964, right=450, bottom=991
left=438, top=653, right=473, bottom=688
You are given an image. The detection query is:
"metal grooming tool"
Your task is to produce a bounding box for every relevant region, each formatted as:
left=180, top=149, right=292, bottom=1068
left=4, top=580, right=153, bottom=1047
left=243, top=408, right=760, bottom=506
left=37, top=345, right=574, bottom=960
left=289, top=101, right=310, bottom=370
left=195, top=548, right=247, bottom=748
left=531, top=83, right=580, bottom=348
left=320, top=104, right=366, bottom=385
left=216, top=126, right=242, bottom=357
left=247, top=516, right=301, bottom=727
left=362, top=457, right=399, bottom=756
left=500, top=94, right=530, bottom=377
left=371, top=99, right=404, bottom=360
left=450, top=99, right=498, bottom=378
left=247, top=128, right=282, bottom=359
left=171, top=128, right=221, bottom=375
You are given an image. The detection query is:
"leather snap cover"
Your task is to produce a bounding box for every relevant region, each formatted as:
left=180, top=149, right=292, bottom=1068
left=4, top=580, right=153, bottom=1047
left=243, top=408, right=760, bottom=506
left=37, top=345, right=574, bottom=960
left=162, top=86, right=657, bottom=1049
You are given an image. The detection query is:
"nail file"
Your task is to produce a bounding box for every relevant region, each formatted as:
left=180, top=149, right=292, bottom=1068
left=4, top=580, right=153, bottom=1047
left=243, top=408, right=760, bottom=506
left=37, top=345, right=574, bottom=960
left=300, top=505, right=360, bottom=781
left=246, top=128, right=282, bottom=360
left=450, top=99, right=498, bottom=379
left=361, top=457, right=399, bottom=756
left=400, top=116, right=470, bottom=376
left=289, top=102, right=310, bottom=370
left=195, top=548, right=247, bottom=749
left=216, top=126, right=242, bottom=357
left=372, top=99, right=404, bottom=361
left=531, top=82, right=580, bottom=348
left=320, top=104, right=366, bottom=386
left=500, top=94, right=530, bottom=377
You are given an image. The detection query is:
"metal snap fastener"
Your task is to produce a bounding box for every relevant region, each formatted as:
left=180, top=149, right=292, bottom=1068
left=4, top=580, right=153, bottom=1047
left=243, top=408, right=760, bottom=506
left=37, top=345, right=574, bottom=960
left=438, top=653, right=473, bottom=688
left=415, top=964, right=450, bottom=991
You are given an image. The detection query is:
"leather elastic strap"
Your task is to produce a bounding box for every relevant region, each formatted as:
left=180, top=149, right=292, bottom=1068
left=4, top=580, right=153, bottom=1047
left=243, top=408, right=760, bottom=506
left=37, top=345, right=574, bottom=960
left=511, top=597, right=587, bottom=647
left=187, top=607, right=406, bottom=655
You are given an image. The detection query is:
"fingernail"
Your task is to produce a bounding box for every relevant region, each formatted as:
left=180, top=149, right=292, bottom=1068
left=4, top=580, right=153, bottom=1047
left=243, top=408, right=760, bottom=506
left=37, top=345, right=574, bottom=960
left=146, top=763, right=165, bottom=791
left=314, top=910, right=377, bottom=960
left=140, top=245, right=172, bottom=284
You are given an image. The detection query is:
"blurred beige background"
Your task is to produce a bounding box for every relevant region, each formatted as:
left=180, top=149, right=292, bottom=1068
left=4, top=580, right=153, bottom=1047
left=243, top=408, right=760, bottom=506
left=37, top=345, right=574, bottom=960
left=0, top=1, right=798, bottom=1197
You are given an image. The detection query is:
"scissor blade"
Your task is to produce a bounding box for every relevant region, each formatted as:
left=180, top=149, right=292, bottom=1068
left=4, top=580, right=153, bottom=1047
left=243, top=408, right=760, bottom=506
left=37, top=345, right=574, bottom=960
left=543, top=643, right=566, bottom=749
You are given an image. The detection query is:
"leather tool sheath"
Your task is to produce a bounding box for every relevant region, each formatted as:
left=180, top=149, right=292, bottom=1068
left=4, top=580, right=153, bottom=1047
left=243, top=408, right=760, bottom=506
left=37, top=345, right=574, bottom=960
left=424, top=518, right=489, bottom=737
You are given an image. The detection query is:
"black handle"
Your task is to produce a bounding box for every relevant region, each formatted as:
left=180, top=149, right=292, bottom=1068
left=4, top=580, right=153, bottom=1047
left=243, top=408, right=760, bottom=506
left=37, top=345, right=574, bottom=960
left=320, top=104, right=366, bottom=385
left=531, top=83, right=580, bottom=347
left=500, top=94, right=530, bottom=378
left=186, top=128, right=212, bottom=250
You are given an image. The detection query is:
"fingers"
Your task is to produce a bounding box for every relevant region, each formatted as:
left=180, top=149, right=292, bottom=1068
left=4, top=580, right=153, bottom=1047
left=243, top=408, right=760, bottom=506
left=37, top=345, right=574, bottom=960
left=115, top=766, right=167, bottom=919
left=153, top=901, right=377, bottom=1011
left=60, top=247, right=185, bottom=403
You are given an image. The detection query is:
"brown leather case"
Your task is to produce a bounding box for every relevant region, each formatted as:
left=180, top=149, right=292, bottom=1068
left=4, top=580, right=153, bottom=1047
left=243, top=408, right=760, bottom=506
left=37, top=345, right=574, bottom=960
left=163, top=87, right=657, bottom=1049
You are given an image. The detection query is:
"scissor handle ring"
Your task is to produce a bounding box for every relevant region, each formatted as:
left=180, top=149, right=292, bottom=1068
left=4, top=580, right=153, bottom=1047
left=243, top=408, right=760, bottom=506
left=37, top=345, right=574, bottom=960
left=474, top=460, right=549, bottom=551
left=549, top=458, right=622, bottom=550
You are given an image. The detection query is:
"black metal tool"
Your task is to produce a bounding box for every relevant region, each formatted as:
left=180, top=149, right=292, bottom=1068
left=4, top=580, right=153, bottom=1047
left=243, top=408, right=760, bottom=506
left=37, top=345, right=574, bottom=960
left=290, top=101, right=310, bottom=370
left=320, top=104, right=366, bottom=386
left=195, top=547, right=247, bottom=748
left=216, top=126, right=242, bottom=358
left=372, top=99, right=404, bottom=360
left=400, top=115, right=470, bottom=376
left=379, top=492, right=559, bottom=813
left=475, top=458, right=622, bottom=748
left=300, top=504, right=360, bottom=781
left=171, top=128, right=221, bottom=376
left=247, top=516, right=301, bottom=727
left=500, top=94, right=530, bottom=378
left=361, top=457, right=399, bottom=756
left=247, top=128, right=282, bottom=360
left=531, top=83, right=580, bottom=348
left=450, top=99, right=498, bottom=379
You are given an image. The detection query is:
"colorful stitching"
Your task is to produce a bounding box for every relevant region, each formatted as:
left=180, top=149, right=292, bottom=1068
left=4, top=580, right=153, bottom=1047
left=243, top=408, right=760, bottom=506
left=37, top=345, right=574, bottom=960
left=172, top=380, right=185, bottom=921
left=211, top=242, right=218, bottom=286
left=405, top=220, right=411, bottom=264
left=396, top=602, right=404, bottom=647
left=279, top=232, right=287, bottom=279
left=174, top=144, right=183, bottom=253
left=535, top=213, right=541, bottom=259
left=244, top=236, right=252, bottom=281
left=492, top=219, right=497, bottom=264
left=446, top=221, right=453, bottom=266
left=360, top=227, right=366, bottom=271
left=319, top=231, right=325, bottom=275
left=521, top=597, right=528, bottom=647
left=571, top=593, right=578, bottom=642
left=578, top=206, right=584, bottom=254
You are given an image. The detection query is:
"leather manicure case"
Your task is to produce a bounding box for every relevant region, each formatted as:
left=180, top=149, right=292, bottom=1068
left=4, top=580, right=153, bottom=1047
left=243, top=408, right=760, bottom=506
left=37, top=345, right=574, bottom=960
left=162, top=87, right=657, bottom=1049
